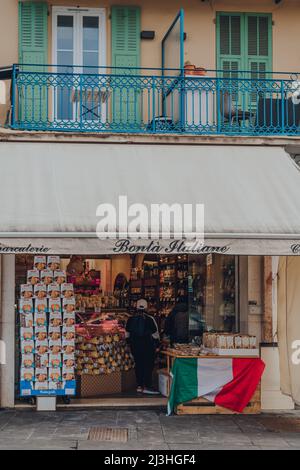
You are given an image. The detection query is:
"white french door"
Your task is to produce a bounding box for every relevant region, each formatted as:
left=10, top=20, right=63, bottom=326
left=52, top=7, right=106, bottom=122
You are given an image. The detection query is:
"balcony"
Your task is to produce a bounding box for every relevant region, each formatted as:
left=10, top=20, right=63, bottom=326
left=10, top=65, right=300, bottom=137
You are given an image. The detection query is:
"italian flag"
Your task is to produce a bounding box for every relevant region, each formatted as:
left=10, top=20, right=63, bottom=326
left=168, top=358, right=265, bottom=415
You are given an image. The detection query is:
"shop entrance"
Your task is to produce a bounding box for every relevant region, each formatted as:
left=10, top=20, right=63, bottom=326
left=15, top=253, right=239, bottom=407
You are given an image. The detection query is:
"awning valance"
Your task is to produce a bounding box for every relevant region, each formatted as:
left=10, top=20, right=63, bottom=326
left=1, top=142, right=300, bottom=255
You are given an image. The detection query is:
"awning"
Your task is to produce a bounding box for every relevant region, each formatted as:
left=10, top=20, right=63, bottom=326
left=1, top=142, right=300, bottom=255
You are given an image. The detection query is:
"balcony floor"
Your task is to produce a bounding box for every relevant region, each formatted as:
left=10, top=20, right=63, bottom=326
left=1, top=127, right=300, bottom=148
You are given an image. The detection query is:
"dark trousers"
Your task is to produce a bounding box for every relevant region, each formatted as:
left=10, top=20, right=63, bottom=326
left=130, top=338, right=155, bottom=389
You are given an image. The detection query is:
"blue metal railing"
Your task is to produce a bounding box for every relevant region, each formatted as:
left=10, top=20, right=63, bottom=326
left=10, top=64, right=300, bottom=136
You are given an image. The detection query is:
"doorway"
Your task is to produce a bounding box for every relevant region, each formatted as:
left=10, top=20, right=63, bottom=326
left=52, top=7, right=106, bottom=122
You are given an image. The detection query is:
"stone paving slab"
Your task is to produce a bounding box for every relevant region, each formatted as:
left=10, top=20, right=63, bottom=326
left=0, top=410, right=300, bottom=450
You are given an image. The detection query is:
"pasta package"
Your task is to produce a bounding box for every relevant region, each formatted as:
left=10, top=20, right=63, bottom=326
left=20, top=327, right=34, bottom=341
left=49, top=354, right=62, bottom=369
left=35, top=299, right=48, bottom=314
left=48, top=283, right=61, bottom=300
left=34, top=256, right=47, bottom=271
left=21, top=367, right=34, bottom=382
left=41, top=269, right=54, bottom=286
left=27, top=270, right=40, bottom=286
left=35, top=354, right=49, bottom=368
left=61, top=283, right=74, bottom=299
left=35, top=368, right=48, bottom=383
left=34, top=283, right=47, bottom=300
left=34, top=311, right=47, bottom=328
left=63, top=354, right=75, bottom=368
left=49, top=311, right=62, bottom=328
left=49, top=368, right=62, bottom=383
left=20, top=313, right=33, bottom=328
left=47, top=256, right=61, bottom=271
left=21, top=340, right=35, bottom=354
left=63, top=298, right=75, bottom=314
left=54, top=270, right=66, bottom=286
left=35, top=339, right=49, bottom=356
left=49, top=327, right=62, bottom=341
left=21, top=354, right=34, bottom=369
left=19, top=299, right=33, bottom=314
left=49, top=339, right=62, bottom=355
left=20, top=284, right=33, bottom=299
left=49, top=298, right=62, bottom=314
left=35, top=326, right=48, bottom=342
left=63, top=311, right=75, bottom=327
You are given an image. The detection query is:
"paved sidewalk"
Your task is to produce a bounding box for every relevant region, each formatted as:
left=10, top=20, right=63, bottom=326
left=0, top=409, right=300, bottom=450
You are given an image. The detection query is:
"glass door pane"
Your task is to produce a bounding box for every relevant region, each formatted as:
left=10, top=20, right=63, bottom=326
left=81, top=15, right=100, bottom=122
left=56, top=15, right=74, bottom=120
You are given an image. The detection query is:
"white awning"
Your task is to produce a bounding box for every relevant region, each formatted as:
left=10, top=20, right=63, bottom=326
left=0, top=142, right=300, bottom=255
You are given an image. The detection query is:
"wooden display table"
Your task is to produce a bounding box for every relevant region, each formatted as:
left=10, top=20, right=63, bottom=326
left=161, top=349, right=261, bottom=415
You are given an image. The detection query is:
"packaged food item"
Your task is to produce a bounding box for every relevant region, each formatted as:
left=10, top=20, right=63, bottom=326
left=21, top=340, right=35, bottom=354
left=63, top=354, right=75, bottom=368
left=20, top=327, right=34, bottom=341
left=21, top=354, right=34, bottom=368
left=47, top=283, right=61, bottom=300
left=35, top=299, right=48, bottom=314
left=35, top=368, right=48, bottom=384
left=20, top=284, right=33, bottom=299
left=20, top=312, right=33, bottom=328
left=41, top=269, right=54, bottom=286
left=49, top=339, right=62, bottom=355
left=62, top=368, right=75, bottom=382
left=49, top=298, right=62, bottom=314
left=49, top=311, right=62, bottom=328
left=19, top=299, right=33, bottom=314
left=35, top=354, right=49, bottom=368
left=21, top=368, right=34, bottom=382
left=63, top=311, right=75, bottom=327
left=54, top=270, right=66, bottom=286
left=35, top=326, right=47, bottom=342
left=234, top=335, right=243, bottom=349
left=242, top=335, right=250, bottom=349
left=49, top=368, right=62, bottom=383
left=63, top=298, right=75, bottom=314
left=34, top=256, right=47, bottom=271
left=62, top=340, right=75, bottom=355
left=49, top=326, right=61, bottom=341
left=249, top=336, right=257, bottom=349
left=49, top=354, right=62, bottom=369
left=63, top=328, right=75, bottom=342
left=61, top=283, right=74, bottom=299
left=34, top=283, right=47, bottom=300
left=34, top=311, right=47, bottom=327
left=27, top=270, right=40, bottom=285
left=47, top=256, right=61, bottom=271
left=35, top=339, right=48, bottom=356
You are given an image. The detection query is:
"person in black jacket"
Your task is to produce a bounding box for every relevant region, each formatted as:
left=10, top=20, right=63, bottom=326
left=126, top=299, right=160, bottom=394
left=164, top=303, right=189, bottom=347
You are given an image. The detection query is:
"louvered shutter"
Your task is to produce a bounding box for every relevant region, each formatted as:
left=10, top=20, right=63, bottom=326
left=217, top=14, right=243, bottom=78
left=246, top=14, right=271, bottom=78
left=19, top=1, right=48, bottom=67
left=111, top=6, right=141, bottom=126
left=18, top=1, right=48, bottom=124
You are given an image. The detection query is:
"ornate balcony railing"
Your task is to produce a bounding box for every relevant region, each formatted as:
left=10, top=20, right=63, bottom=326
left=10, top=65, right=300, bottom=136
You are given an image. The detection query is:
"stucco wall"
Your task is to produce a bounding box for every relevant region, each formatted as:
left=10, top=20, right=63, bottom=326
left=1, top=0, right=300, bottom=126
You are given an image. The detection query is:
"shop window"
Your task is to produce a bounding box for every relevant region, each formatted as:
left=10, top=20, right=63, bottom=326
left=188, top=255, right=238, bottom=339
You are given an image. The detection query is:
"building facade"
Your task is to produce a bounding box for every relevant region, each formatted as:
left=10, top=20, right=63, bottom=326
left=0, top=0, right=300, bottom=410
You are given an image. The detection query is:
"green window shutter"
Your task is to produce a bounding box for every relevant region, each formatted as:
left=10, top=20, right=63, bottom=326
left=217, top=13, right=243, bottom=79
left=246, top=14, right=272, bottom=78
left=217, top=12, right=272, bottom=75
left=18, top=1, right=48, bottom=123
left=111, top=6, right=141, bottom=126
left=111, top=6, right=140, bottom=70
left=19, top=1, right=48, bottom=66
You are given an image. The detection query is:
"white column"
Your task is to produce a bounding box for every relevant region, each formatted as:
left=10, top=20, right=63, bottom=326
left=0, top=255, right=16, bottom=408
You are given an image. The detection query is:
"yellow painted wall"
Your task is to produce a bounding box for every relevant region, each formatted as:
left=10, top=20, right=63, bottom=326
left=1, top=0, right=300, bottom=125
